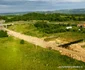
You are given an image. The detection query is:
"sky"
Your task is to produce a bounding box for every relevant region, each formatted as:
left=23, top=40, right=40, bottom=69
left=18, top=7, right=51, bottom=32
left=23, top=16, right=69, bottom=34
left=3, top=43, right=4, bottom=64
left=0, top=0, right=85, bottom=13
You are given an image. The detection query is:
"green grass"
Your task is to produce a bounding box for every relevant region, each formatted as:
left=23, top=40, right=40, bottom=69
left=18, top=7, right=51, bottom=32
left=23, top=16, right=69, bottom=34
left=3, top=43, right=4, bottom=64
left=8, top=23, right=47, bottom=38
left=8, top=23, right=85, bottom=42
left=43, top=31, right=85, bottom=42
left=51, top=32, right=85, bottom=42
left=0, top=36, right=85, bottom=70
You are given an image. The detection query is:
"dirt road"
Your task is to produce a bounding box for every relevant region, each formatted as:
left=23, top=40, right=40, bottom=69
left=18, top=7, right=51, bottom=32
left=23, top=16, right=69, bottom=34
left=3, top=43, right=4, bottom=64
left=4, top=28, right=85, bottom=62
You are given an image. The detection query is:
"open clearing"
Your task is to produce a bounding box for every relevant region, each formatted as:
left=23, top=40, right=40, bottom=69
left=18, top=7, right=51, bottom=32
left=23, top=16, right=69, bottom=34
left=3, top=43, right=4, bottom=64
left=1, top=37, right=85, bottom=70
left=0, top=21, right=85, bottom=70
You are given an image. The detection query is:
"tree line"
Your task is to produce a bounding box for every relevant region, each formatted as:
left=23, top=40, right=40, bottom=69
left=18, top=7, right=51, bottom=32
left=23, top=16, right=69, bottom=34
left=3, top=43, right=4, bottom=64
left=1, top=13, right=85, bottom=22
left=34, top=21, right=85, bottom=34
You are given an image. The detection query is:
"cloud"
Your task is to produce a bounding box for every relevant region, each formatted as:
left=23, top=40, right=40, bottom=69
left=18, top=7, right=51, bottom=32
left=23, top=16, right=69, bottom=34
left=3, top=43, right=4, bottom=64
left=25, top=0, right=85, bottom=2
left=1, top=0, right=85, bottom=2
left=0, top=0, right=85, bottom=13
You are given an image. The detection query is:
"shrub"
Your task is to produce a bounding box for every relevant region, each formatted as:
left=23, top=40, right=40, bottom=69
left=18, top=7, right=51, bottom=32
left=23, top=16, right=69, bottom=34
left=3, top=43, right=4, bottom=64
left=20, top=40, right=25, bottom=44
left=0, top=30, right=8, bottom=38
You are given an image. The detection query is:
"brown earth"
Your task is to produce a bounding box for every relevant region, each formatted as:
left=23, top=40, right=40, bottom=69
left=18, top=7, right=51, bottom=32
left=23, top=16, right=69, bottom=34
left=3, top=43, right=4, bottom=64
left=4, top=28, right=85, bottom=62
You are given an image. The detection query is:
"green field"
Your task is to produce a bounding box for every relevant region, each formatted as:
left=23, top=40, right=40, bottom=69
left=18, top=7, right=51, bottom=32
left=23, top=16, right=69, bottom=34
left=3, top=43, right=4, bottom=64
left=8, top=23, right=47, bottom=37
left=0, top=36, right=85, bottom=70
left=8, top=22, right=85, bottom=42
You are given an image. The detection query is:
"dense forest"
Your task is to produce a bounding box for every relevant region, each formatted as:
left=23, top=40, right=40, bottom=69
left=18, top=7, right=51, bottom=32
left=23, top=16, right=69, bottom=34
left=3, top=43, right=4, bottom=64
left=0, top=13, right=85, bottom=22
left=34, top=21, right=85, bottom=34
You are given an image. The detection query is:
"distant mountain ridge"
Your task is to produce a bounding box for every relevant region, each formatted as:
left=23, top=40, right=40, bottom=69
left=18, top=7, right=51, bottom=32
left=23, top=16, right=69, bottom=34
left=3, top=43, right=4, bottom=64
left=0, top=8, right=85, bottom=15
left=55, top=8, right=85, bottom=14
left=0, top=12, right=29, bottom=15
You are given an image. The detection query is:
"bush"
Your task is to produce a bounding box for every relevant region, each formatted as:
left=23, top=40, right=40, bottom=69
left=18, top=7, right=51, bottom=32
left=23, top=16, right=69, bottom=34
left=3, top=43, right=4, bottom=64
left=20, top=40, right=25, bottom=44
left=0, top=30, right=8, bottom=38
left=34, top=22, right=67, bottom=34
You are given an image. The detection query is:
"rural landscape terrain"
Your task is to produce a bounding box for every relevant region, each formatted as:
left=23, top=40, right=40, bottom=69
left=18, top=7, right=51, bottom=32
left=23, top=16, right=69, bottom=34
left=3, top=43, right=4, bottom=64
left=0, top=10, right=85, bottom=70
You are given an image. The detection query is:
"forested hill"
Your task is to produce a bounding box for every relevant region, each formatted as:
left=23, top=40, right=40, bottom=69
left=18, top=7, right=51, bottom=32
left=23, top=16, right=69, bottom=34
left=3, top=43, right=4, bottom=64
left=1, top=12, right=85, bottom=22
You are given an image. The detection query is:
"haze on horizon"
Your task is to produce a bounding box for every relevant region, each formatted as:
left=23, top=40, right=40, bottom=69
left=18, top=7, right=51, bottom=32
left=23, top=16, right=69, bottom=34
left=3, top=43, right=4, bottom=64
left=0, top=0, right=85, bottom=13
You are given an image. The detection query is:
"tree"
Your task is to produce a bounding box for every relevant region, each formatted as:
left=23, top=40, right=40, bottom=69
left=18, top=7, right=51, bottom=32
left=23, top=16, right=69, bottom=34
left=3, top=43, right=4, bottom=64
left=0, top=30, right=8, bottom=38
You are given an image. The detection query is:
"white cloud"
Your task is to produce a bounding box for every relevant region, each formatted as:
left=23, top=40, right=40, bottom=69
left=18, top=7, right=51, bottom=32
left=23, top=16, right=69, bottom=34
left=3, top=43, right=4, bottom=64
left=25, top=0, right=85, bottom=2
left=1, top=0, right=85, bottom=2
left=62, top=0, right=84, bottom=2
left=0, top=5, right=9, bottom=8
left=0, top=0, right=85, bottom=13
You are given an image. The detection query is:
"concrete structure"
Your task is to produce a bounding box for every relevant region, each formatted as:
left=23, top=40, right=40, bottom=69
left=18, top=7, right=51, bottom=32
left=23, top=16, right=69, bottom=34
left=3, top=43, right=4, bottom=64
left=66, top=26, right=72, bottom=29
left=0, top=22, right=14, bottom=29
left=0, top=23, right=4, bottom=30
left=3, top=23, right=14, bottom=28
left=0, top=20, right=5, bottom=30
left=77, top=23, right=85, bottom=28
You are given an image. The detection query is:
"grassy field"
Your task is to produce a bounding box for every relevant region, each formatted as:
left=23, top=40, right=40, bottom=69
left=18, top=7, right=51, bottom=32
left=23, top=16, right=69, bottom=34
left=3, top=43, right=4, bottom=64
left=8, top=22, right=85, bottom=42
left=8, top=23, right=47, bottom=37
left=0, top=36, right=85, bottom=70
left=48, top=32, right=85, bottom=42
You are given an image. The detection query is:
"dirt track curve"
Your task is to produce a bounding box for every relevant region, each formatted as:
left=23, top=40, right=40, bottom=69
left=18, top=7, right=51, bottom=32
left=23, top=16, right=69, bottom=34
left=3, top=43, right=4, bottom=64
left=4, top=28, right=85, bottom=62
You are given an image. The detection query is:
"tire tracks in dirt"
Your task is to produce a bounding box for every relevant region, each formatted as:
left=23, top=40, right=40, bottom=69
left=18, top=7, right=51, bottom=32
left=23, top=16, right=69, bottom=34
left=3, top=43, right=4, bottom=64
left=4, top=28, right=85, bottom=62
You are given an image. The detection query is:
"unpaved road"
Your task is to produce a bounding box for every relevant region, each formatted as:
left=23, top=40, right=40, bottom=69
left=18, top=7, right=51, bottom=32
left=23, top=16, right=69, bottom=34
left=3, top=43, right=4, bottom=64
left=4, top=28, right=85, bottom=62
